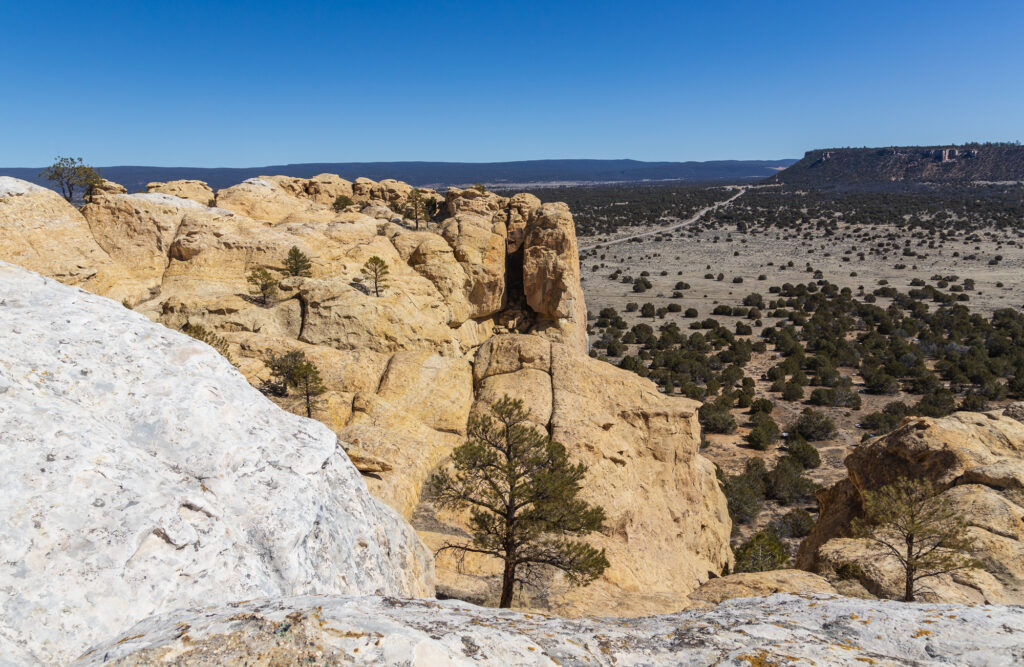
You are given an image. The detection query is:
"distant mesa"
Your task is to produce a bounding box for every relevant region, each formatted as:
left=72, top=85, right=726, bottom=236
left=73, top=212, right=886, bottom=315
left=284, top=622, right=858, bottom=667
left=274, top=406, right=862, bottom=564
left=770, top=143, right=1024, bottom=187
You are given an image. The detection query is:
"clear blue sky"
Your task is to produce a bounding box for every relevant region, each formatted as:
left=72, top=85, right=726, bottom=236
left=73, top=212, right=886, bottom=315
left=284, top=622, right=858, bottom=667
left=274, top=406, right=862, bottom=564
left=3, top=1, right=1022, bottom=166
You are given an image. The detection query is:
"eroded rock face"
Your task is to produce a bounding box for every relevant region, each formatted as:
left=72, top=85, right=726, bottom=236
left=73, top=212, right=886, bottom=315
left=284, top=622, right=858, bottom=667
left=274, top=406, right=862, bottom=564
left=798, top=411, right=1024, bottom=603
left=0, top=177, right=122, bottom=292
left=145, top=179, right=215, bottom=205
left=419, top=337, right=733, bottom=616
left=0, top=264, right=432, bottom=665
left=74, top=594, right=1024, bottom=666
left=0, top=175, right=731, bottom=617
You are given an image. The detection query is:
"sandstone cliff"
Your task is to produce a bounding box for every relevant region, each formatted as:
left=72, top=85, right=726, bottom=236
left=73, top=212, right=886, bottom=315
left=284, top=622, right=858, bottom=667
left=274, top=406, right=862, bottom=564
left=797, top=411, right=1024, bottom=603
left=0, top=263, right=432, bottom=665
left=0, top=175, right=731, bottom=616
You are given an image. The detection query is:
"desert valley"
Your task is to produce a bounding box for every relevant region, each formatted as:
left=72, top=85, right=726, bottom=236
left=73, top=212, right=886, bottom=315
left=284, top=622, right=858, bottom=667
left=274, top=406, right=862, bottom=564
left=4, top=2, right=1024, bottom=664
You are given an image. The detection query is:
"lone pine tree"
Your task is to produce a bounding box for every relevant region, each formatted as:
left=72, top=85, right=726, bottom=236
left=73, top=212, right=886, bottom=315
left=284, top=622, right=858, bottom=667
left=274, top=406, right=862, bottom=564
left=283, top=246, right=312, bottom=277
left=360, top=256, right=390, bottom=297
left=430, top=396, right=609, bottom=608
left=852, top=476, right=977, bottom=602
left=39, top=156, right=101, bottom=203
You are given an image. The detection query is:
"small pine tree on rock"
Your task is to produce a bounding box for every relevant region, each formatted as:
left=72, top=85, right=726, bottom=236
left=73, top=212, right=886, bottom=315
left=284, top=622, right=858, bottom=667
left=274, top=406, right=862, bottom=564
left=852, top=477, right=978, bottom=601
left=430, top=396, right=609, bottom=608
left=332, top=194, right=354, bottom=212
left=39, top=156, right=102, bottom=203
left=283, top=246, right=312, bottom=277
left=247, top=267, right=278, bottom=305
left=360, top=256, right=390, bottom=297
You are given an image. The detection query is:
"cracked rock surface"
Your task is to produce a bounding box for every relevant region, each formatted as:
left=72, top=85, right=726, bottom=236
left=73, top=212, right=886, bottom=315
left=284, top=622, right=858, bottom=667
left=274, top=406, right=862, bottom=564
left=75, top=593, right=1024, bottom=666
left=0, top=263, right=432, bottom=665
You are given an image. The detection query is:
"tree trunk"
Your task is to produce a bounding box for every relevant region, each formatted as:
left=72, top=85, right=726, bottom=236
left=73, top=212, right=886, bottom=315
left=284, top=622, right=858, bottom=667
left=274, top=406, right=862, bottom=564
left=499, top=558, right=516, bottom=608
left=904, top=534, right=915, bottom=602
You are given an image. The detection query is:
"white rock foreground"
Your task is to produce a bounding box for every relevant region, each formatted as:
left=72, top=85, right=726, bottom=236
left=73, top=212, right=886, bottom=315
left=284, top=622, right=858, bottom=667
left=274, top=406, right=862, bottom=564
left=1, top=262, right=1023, bottom=666
left=74, top=594, right=1024, bottom=666
left=0, top=263, right=431, bottom=665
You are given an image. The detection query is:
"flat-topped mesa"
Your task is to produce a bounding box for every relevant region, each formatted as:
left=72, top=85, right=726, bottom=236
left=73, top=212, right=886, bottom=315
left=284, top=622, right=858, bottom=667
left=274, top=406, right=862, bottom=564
left=0, top=174, right=731, bottom=616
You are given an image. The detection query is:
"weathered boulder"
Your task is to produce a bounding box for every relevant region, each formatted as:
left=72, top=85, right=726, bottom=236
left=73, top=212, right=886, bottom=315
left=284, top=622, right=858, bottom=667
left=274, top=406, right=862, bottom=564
left=687, top=570, right=837, bottom=605
left=523, top=202, right=587, bottom=351
left=0, top=264, right=433, bottom=665
left=74, top=594, right=1024, bottom=666
left=0, top=177, right=122, bottom=293
left=1004, top=401, right=1024, bottom=424
left=214, top=176, right=339, bottom=222
left=798, top=411, right=1024, bottom=603
left=81, top=191, right=240, bottom=303
left=145, top=179, right=215, bottom=205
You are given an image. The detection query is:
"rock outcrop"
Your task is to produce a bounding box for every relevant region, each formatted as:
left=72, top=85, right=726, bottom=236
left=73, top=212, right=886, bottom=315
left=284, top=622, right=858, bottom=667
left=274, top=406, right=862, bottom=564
left=798, top=411, right=1024, bottom=603
left=75, top=593, right=1024, bottom=666
left=0, top=174, right=729, bottom=616
left=0, top=263, right=432, bottom=665
left=145, top=179, right=215, bottom=205
left=0, top=177, right=122, bottom=293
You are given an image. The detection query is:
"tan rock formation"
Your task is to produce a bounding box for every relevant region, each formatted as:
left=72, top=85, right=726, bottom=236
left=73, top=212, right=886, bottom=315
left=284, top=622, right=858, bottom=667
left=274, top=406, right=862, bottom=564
left=0, top=177, right=122, bottom=294
left=0, top=174, right=733, bottom=617
left=687, top=570, right=837, bottom=605
left=145, top=179, right=214, bottom=205
left=798, top=411, right=1024, bottom=603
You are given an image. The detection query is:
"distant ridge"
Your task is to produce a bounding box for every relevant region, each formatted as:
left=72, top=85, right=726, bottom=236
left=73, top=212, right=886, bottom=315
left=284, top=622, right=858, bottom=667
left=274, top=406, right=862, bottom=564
left=0, top=158, right=794, bottom=193
left=770, top=144, right=1024, bottom=187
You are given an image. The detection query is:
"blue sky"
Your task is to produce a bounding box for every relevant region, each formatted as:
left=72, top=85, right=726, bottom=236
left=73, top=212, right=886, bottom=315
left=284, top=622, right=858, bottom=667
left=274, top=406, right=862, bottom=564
left=3, top=1, right=1022, bottom=166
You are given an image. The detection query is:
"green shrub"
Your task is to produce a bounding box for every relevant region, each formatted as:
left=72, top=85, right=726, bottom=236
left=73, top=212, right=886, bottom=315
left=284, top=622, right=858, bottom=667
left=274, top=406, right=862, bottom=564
left=767, top=456, right=819, bottom=505
left=733, top=529, right=790, bottom=573
left=699, top=402, right=737, bottom=434
left=773, top=508, right=815, bottom=538
left=792, top=408, right=837, bottom=441
left=786, top=435, right=821, bottom=469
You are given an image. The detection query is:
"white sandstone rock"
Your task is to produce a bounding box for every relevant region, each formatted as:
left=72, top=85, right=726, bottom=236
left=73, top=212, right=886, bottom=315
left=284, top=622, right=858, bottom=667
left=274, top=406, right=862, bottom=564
left=0, top=263, right=433, bottom=665
left=75, top=593, right=1024, bottom=665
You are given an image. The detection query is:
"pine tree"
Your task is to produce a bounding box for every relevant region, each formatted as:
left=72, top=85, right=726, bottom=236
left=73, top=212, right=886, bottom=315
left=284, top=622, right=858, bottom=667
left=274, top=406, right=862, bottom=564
left=291, top=358, right=326, bottom=418
left=39, top=156, right=101, bottom=203
left=733, top=529, right=790, bottom=572
left=283, top=246, right=313, bottom=277
left=263, top=350, right=325, bottom=417
left=852, top=477, right=978, bottom=601
left=360, top=256, right=390, bottom=297
left=332, top=194, right=354, bottom=212
left=182, top=324, right=233, bottom=363
left=430, top=396, right=609, bottom=608
left=247, top=267, right=279, bottom=305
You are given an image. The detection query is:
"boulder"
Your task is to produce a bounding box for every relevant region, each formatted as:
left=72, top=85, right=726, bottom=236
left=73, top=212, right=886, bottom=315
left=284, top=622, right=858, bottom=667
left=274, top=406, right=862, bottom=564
left=1004, top=401, right=1024, bottom=424
left=145, top=179, right=215, bottom=205
left=80, top=191, right=238, bottom=303
left=74, top=594, right=1024, bottom=666
left=687, top=570, right=837, bottom=605
left=798, top=411, right=1024, bottom=603
left=523, top=202, right=587, bottom=351
left=215, top=176, right=338, bottom=222
left=0, top=263, right=432, bottom=665
left=0, top=177, right=122, bottom=293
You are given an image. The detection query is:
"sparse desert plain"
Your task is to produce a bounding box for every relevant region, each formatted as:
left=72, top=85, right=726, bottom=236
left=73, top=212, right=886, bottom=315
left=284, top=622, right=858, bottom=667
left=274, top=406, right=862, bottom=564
left=571, top=179, right=1024, bottom=547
